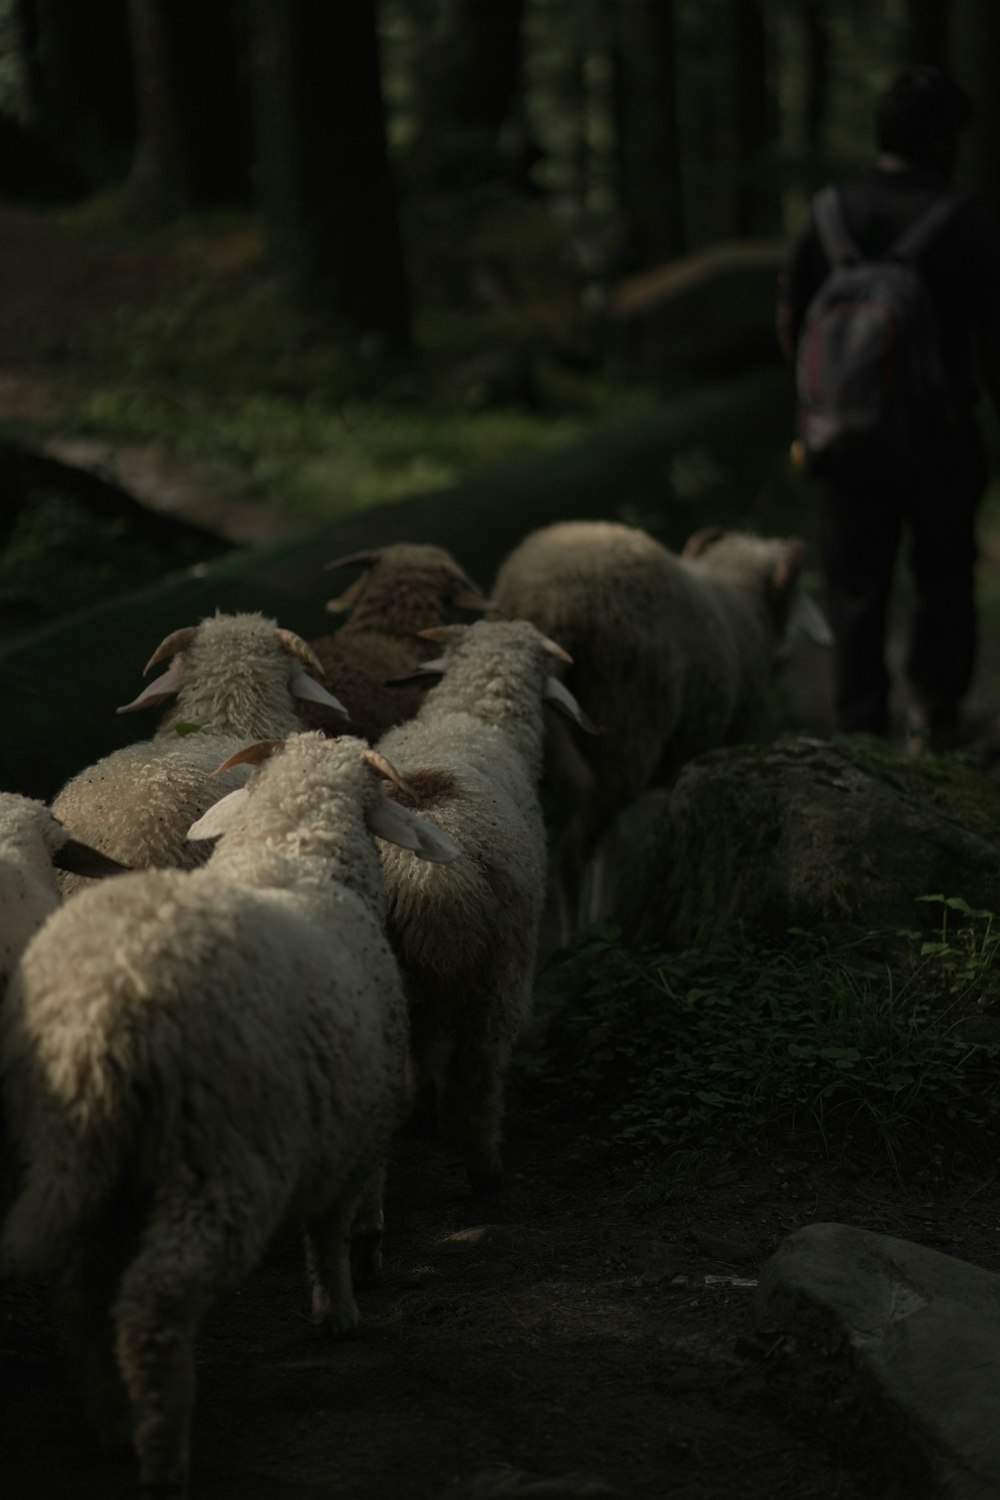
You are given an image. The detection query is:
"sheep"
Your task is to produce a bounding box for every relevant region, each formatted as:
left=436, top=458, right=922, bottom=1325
left=0, top=731, right=458, bottom=1499
left=0, top=792, right=129, bottom=993
left=491, top=520, right=824, bottom=933
left=50, top=610, right=348, bottom=892
left=0, top=793, right=129, bottom=1219
left=373, top=617, right=596, bottom=1193
left=300, top=542, right=493, bottom=743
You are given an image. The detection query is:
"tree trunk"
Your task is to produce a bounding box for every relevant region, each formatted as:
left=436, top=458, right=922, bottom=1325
left=801, top=0, right=831, bottom=157
left=128, top=0, right=250, bottom=218
left=410, top=0, right=528, bottom=189
left=731, top=0, right=778, bottom=237
left=438, top=0, right=525, bottom=134
left=246, top=0, right=411, bottom=347
left=954, top=0, right=1000, bottom=220
left=613, top=0, right=685, bottom=267
left=14, top=0, right=135, bottom=186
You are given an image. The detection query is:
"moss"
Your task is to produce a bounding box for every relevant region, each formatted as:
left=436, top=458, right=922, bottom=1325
left=838, top=736, right=1000, bottom=842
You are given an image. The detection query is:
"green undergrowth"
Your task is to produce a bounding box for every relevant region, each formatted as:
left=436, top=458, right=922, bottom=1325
left=23, top=196, right=790, bottom=525
left=527, top=901, right=1000, bottom=1177
left=25, top=198, right=669, bottom=522
left=0, top=489, right=218, bottom=631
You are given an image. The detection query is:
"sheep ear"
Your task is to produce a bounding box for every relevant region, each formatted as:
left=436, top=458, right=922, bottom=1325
left=786, top=588, right=833, bottom=647
left=544, top=676, right=604, bottom=734
left=681, top=525, right=725, bottom=559
left=383, top=656, right=447, bottom=686
left=116, top=666, right=184, bottom=714
left=367, top=794, right=461, bottom=863
left=291, top=671, right=350, bottom=717
left=51, top=838, right=132, bottom=878
left=768, top=538, right=808, bottom=597
left=187, top=787, right=250, bottom=840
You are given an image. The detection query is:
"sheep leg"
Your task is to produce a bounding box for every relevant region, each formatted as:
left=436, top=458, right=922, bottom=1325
left=305, top=1186, right=369, bottom=1338
left=55, top=1231, right=132, bottom=1454
left=349, top=1165, right=386, bottom=1289
left=112, top=1202, right=231, bottom=1499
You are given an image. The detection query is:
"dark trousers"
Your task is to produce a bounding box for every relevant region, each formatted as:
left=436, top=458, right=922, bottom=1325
left=816, top=426, right=986, bottom=735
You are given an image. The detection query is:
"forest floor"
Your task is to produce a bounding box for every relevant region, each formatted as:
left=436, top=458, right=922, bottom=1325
left=3, top=200, right=1000, bottom=1499
left=4, top=1119, right=1000, bottom=1499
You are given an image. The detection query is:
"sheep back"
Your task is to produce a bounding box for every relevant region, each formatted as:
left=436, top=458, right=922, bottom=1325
left=50, top=735, right=251, bottom=895
left=303, top=543, right=488, bottom=743
left=1, top=860, right=408, bottom=1282
left=493, top=520, right=795, bottom=828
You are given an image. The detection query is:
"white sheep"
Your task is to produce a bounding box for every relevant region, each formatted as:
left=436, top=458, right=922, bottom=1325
left=492, top=520, right=824, bottom=932
left=0, top=792, right=128, bottom=993
left=374, top=617, right=595, bottom=1193
left=301, top=542, right=493, bottom=743
left=51, top=611, right=348, bottom=891
left=1, top=731, right=457, bottom=1498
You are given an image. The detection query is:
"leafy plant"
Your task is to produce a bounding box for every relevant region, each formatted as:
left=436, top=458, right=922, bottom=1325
left=528, top=914, right=1000, bottom=1166
left=908, top=894, right=1000, bottom=1003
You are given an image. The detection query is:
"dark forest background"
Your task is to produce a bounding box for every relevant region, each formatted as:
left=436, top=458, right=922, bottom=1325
left=0, top=0, right=997, bottom=544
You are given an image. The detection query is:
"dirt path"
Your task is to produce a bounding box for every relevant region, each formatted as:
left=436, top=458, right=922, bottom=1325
left=4, top=1115, right=999, bottom=1499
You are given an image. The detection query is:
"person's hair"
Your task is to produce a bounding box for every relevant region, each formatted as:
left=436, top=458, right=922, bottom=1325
left=875, top=66, right=975, bottom=166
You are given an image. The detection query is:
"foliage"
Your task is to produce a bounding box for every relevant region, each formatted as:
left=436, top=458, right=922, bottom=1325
left=0, top=490, right=213, bottom=629
left=528, top=910, right=1000, bottom=1169
left=22, top=198, right=671, bottom=524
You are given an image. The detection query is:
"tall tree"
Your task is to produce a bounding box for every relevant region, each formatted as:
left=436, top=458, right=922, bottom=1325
left=407, top=0, right=529, bottom=189
left=245, top=0, right=411, bottom=347
left=612, top=0, right=686, bottom=265
left=730, top=0, right=778, bottom=236
left=127, top=0, right=251, bottom=218
left=437, top=0, right=525, bottom=137
left=954, top=0, right=1000, bottom=220
left=800, top=0, right=831, bottom=159
left=14, top=0, right=135, bottom=186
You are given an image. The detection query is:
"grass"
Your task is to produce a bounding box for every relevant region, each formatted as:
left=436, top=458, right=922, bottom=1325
left=528, top=908, right=1000, bottom=1173
left=4, top=190, right=641, bottom=521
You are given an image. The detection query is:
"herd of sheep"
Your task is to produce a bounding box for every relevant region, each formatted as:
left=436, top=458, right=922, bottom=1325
left=0, top=521, right=818, bottom=1497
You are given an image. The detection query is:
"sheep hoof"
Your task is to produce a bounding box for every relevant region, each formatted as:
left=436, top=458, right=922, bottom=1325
left=313, top=1298, right=361, bottom=1341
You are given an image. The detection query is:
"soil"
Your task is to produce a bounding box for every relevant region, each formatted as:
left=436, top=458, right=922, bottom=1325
left=3, top=1112, right=999, bottom=1500
left=3, top=204, right=1000, bottom=1500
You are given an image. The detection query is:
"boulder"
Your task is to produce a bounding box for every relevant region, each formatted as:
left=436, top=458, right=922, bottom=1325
left=757, top=1222, right=1000, bottom=1500
left=613, top=736, right=1000, bottom=953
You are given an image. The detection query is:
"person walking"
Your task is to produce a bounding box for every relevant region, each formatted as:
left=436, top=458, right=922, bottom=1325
left=777, top=65, right=1000, bottom=751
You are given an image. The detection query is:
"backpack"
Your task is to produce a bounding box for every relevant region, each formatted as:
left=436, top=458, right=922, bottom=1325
left=795, top=185, right=964, bottom=474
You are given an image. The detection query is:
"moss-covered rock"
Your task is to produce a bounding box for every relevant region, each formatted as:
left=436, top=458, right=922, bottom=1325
left=617, top=735, right=1000, bottom=954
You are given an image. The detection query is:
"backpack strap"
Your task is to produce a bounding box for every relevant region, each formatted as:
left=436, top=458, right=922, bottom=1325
left=812, top=185, right=861, bottom=268
left=888, top=189, right=968, bottom=263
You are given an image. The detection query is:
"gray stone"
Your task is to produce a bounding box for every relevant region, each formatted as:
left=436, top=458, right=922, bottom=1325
left=615, top=736, right=1000, bottom=954
left=756, top=1222, right=1000, bottom=1500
